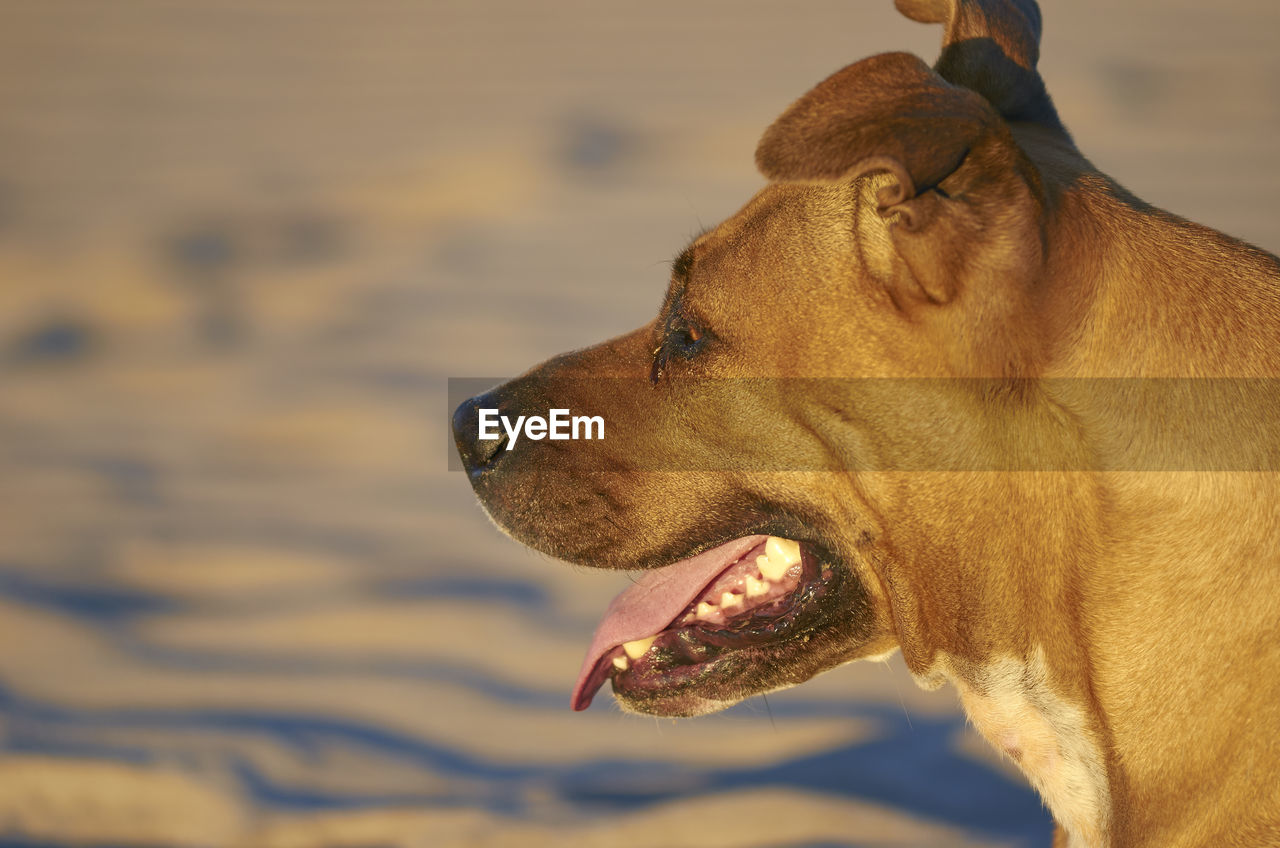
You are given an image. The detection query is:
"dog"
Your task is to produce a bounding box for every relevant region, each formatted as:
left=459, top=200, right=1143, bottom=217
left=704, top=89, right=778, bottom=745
left=452, top=1, right=1280, bottom=845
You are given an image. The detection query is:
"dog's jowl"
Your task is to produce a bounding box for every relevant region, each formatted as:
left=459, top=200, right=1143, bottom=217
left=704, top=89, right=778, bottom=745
left=452, top=1, right=1280, bottom=845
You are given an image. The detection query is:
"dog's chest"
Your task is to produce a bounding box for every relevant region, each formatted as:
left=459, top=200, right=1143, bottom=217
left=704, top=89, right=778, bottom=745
left=919, top=649, right=1111, bottom=847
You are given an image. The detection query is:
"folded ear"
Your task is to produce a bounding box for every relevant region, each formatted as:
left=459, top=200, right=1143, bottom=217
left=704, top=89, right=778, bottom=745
left=896, top=0, right=1065, bottom=133
left=756, top=51, right=1044, bottom=306
left=755, top=52, right=996, bottom=188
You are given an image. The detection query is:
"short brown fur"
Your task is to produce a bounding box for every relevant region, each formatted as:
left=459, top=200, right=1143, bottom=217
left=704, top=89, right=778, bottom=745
left=454, top=2, right=1280, bottom=844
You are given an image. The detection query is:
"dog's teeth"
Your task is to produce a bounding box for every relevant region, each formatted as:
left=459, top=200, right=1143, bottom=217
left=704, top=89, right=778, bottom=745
left=622, top=636, right=656, bottom=659
left=745, top=575, right=770, bottom=598
left=766, top=536, right=802, bottom=566
left=757, top=553, right=787, bottom=582
left=759, top=538, right=800, bottom=581
left=696, top=601, right=718, bottom=619
left=720, top=592, right=743, bottom=609
left=612, top=656, right=628, bottom=671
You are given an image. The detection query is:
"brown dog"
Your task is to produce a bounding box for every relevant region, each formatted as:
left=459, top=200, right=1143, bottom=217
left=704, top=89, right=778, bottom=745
left=452, top=1, right=1280, bottom=845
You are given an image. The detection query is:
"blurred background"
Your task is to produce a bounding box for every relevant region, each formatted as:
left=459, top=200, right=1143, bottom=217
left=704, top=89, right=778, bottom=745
left=0, top=1, right=1277, bottom=846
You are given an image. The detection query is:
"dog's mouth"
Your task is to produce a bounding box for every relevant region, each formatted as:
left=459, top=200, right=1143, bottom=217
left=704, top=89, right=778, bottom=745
left=572, top=534, right=843, bottom=714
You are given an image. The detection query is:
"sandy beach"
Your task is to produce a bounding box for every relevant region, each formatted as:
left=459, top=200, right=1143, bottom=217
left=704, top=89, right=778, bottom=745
left=0, top=2, right=1277, bottom=845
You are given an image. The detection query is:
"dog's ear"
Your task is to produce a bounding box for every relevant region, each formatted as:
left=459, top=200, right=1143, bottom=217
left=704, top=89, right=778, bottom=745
left=755, top=52, right=995, bottom=188
left=896, top=0, right=1064, bottom=133
left=756, top=51, right=1043, bottom=306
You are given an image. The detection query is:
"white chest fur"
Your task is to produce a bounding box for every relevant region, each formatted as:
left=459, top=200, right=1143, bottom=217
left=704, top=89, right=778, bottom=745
left=916, top=648, right=1111, bottom=847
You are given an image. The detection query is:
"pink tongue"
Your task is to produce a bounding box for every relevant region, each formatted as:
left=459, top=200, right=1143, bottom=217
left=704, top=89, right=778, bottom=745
left=570, top=535, right=767, bottom=710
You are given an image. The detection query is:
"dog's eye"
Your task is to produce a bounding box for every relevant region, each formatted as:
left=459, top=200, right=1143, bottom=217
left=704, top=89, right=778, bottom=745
left=650, top=317, right=709, bottom=384
left=676, top=324, right=703, bottom=351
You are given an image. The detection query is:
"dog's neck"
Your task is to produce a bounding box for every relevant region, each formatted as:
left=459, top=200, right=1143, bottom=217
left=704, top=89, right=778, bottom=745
left=1019, top=124, right=1280, bottom=380
left=883, top=131, right=1280, bottom=842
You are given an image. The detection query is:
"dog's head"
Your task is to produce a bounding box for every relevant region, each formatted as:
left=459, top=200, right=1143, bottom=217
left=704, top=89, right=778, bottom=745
left=453, top=0, right=1078, bottom=716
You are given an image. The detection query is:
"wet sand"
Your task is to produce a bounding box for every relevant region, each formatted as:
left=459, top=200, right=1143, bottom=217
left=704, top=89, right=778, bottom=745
left=0, top=2, right=1277, bottom=845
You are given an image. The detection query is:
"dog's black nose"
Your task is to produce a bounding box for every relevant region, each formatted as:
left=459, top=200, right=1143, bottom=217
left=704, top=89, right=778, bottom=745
left=453, top=392, right=509, bottom=475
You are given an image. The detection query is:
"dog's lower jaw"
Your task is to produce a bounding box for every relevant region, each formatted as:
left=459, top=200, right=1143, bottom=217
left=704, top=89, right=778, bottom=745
left=611, top=687, right=738, bottom=719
